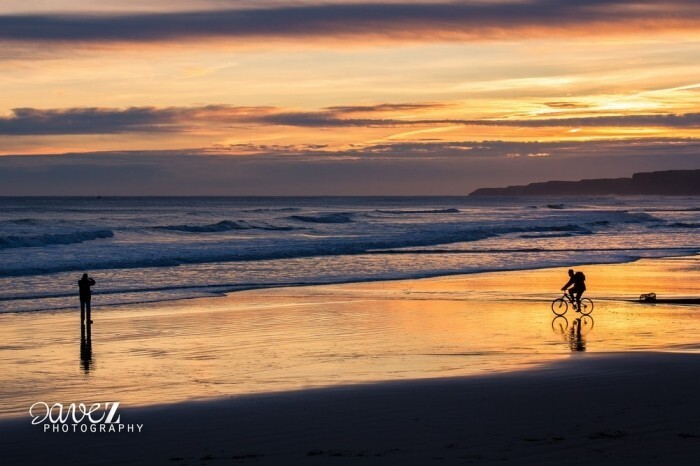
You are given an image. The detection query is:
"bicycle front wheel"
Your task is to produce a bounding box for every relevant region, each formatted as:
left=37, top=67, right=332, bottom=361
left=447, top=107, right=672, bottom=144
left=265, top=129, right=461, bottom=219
left=579, top=298, right=594, bottom=315
left=551, top=298, right=568, bottom=316
left=580, top=315, right=594, bottom=333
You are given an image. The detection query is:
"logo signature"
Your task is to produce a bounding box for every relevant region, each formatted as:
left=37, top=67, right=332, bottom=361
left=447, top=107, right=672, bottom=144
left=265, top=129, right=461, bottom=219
left=29, top=402, right=143, bottom=433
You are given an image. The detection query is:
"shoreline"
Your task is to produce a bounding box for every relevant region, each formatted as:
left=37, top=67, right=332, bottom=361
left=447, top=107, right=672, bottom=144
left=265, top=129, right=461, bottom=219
left=4, top=250, right=698, bottom=316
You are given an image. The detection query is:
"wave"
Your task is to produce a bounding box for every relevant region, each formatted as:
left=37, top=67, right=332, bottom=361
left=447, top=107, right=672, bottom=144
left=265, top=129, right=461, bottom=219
left=0, top=223, right=597, bottom=277
left=0, top=230, right=114, bottom=249
left=0, top=228, right=488, bottom=277
left=649, top=207, right=700, bottom=212
left=547, top=204, right=566, bottom=209
left=368, top=246, right=697, bottom=254
left=242, top=207, right=300, bottom=213
left=573, top=211, right=662, bottom=225
left=509, top=224, right=593, bottom=238
left=662, top=222, right=700, bottom=229
left=622, top=212, right=663, bottom=223
left=155, top=220, right=296, bottom=233
left=1, top=218, right=42, bottom=225
left=533, top=225, right=590, bottom=233
left=519, top=232, right=586, bottom=239
left=287, top=213, right=355, bottom=224
left=374, top=208, right=460, bottom=214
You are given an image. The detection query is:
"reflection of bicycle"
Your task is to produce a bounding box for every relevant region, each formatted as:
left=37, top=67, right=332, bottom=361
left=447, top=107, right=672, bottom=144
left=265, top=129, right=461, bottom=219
left=551, top=315, right=594, bottom=352
left=551, top=293, right=593, bottom=316
left=551, top=315, right=594, bottom=333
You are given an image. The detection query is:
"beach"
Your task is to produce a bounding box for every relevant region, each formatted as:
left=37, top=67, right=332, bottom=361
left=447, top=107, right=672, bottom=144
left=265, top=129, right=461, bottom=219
left=1, top=255, right=698, bottom=464
left=4, top=0, right=700, bottom=462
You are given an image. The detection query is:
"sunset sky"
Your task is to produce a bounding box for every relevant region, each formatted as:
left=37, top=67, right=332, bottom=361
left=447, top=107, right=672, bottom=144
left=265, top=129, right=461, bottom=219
left=1, top=0, right=700, bottom=195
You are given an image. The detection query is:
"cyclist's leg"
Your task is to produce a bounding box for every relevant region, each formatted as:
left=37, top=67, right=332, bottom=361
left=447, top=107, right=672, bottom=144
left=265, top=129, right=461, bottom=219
left=574, top=289, right=583, bottom=308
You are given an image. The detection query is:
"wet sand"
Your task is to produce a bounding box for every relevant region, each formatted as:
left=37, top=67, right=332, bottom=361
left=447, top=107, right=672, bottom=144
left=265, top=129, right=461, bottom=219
left=3, top=352, right=700, bottom=465
left=0, top=255, right=698, bottom=464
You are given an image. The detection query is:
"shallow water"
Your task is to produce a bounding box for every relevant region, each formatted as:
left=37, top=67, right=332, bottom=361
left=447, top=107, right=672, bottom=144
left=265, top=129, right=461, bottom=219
left=0, top=256, right=697, bottom=419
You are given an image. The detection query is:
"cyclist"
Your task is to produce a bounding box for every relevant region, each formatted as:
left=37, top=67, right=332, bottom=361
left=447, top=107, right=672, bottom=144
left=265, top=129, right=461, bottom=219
left=561, top=269, right=586, bottom=311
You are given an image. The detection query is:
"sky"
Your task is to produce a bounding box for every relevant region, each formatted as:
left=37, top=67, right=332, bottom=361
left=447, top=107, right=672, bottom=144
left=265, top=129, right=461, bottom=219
left=1, top=0, right=699, bottom=195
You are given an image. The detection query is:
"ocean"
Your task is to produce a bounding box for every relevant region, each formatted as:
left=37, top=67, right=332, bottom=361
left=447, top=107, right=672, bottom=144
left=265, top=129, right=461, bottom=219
left=1, top=196, right=698, bottom=314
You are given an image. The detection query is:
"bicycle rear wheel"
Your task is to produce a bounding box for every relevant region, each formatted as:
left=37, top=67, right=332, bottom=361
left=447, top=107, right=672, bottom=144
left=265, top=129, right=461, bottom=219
left=551, top=315, right=568, bottom=332
left=579, top=298, right=594, bottom=315
left=551, top=298, right=568, bottom=316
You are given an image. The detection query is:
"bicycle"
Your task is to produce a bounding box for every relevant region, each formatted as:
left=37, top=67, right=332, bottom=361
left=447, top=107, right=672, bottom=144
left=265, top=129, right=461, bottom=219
left=551, top=293, right=593, bottom=316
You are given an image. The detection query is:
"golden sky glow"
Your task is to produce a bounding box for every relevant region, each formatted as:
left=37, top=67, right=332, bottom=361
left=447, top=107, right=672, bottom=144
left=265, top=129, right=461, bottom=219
left=1, top=1, right=699, bottom=194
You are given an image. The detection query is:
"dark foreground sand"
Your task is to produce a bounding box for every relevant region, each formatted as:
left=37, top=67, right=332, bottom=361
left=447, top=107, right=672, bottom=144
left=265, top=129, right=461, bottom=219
left=2, top=352, right=700, bottom=465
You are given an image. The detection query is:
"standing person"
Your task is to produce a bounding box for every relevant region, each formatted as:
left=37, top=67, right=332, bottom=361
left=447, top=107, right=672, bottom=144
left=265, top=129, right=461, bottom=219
left=78, top=273, right=96, bottom=324
left=561, top=268, right=586, bottom=310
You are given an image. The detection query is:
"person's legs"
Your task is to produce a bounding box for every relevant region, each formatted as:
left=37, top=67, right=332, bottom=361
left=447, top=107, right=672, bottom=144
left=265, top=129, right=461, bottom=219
left=85, top=299, right=92, bottom=324
left=573, top=289, right=583, bottom=309
left=80, top=300, right=86, bottom=323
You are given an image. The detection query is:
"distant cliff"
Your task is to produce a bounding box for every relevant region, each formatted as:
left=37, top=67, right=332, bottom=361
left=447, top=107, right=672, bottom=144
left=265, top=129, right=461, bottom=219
left=469, top=169, right=700, bottom=196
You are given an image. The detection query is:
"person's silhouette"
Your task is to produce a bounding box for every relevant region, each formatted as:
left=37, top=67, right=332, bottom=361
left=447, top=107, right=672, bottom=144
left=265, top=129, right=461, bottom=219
left=78, top=273, right=96, bottom=325
left=561, top=268, right=586, bottom=310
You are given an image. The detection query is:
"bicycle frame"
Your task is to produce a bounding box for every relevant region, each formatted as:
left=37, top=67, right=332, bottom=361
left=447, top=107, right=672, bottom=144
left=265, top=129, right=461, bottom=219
left=561, top=292, right=580, bottom=308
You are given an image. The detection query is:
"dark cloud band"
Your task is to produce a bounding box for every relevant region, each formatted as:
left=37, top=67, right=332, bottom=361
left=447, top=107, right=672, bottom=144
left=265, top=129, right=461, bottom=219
left=1, top=1, right=698, bottom=43
left=2, top=105, right=700, bottom=136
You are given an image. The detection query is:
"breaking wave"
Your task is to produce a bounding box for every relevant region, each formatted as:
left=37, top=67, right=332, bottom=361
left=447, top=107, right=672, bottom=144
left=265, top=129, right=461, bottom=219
left=155, top=220, right=295, bottom=233
left=0, top=230, right=114, bottom=249
left=374, top=208, right=460, bottom=214
left=287, top=213, right=355, bottom=223
left=662, top=222, right=700, bottom=229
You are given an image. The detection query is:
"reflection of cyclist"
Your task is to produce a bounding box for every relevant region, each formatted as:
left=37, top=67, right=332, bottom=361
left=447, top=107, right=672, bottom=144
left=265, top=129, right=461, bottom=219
left=561, top=269, right=586, bottom=310
left=568, top=318, right=586, bottom=352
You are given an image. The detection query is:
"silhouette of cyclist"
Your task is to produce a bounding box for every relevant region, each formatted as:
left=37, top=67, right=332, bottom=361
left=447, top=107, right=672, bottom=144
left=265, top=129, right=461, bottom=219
left=561, top=269, right=586, bottom=310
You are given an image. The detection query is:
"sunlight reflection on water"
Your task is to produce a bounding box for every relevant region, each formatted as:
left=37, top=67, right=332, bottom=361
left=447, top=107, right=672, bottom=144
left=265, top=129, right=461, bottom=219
left=0, top=256, right=697, bottom=418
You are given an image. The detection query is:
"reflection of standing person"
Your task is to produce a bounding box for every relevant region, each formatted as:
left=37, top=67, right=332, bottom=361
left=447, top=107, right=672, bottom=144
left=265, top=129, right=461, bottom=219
left=79, top=273, right=96, bottom=325
left=80, top=323, right=93, bottom=372
left=561, top=269, right=586, bottom=310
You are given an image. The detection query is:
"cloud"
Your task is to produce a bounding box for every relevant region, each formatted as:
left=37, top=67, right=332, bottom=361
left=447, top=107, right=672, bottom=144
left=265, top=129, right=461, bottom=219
left=0, top=105, right=273, bottom=135
left=3, top=104, right=700, bottom=136
left=336, top=139, right=700, bottom=159
left=0, top=107, right=187, bottom=135
left=249, top=110, right=700, bottom=130
left=324, top=103, right=448, bottom=113
left=1, top=1, right=699, bottom=45
left=1, top=138, right=699, bottom=195
left=500, top=113, right=700, bottom=128
left=544, top=102, right=590, bottom=109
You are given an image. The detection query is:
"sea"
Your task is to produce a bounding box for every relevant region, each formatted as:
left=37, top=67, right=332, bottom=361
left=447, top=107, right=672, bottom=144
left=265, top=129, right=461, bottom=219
left=0, top=196, right=698, bottom=314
